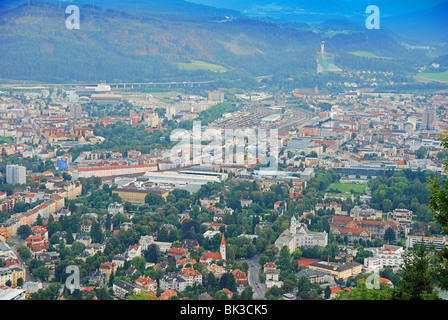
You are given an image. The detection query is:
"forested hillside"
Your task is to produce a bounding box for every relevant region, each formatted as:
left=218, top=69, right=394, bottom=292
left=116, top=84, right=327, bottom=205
left=0, top=1, right=431, bottom=84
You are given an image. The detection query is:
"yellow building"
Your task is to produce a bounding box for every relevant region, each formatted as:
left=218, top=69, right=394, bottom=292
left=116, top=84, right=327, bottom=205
left=10, top=267, right=26, bottom=287
left=308, top=261, right=362, bottom=280
left=112, top=187, right=169, bottom=205
left=0, top=267, right=26, bottom=287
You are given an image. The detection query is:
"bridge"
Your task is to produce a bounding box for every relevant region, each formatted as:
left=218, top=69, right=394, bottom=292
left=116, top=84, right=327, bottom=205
left=1, top=80, right=217, bottom=90
left=107, top=80, right=216, bottom=90
left=254, top=75, right=274, bottom=83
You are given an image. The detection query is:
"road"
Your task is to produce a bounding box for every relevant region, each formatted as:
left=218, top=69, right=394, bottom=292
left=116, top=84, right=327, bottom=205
left=245, top=254, right=267, bottom=300
left=10, top=237, right=35, bottom=283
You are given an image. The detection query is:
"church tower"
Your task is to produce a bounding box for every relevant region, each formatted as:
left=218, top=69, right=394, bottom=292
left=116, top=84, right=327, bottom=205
left=220, top=234, right=226, bottom=261
left=290, top=215, right=297, bottom=234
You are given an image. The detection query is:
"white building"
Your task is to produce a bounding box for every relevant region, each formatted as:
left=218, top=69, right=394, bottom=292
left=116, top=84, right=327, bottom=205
left=113, top=280, right=140, bottom=299
left=127, top=243, right=142, bottom=260
left=0, top=285, right=26, bottom=300
left=406, top=235, right=448, bottom=251
left=363, top=245, right=405, bottom=272
left=6, top=165, right=26, bottom=185
left=139, top=235, right=172, bottom=253
left=108, top=202, right=124, bottom=215
left=275, top=216, right=328, bottom=254
left=159, top=273, right=187, bottom=292
left=390, top=208, right=414, bottom=236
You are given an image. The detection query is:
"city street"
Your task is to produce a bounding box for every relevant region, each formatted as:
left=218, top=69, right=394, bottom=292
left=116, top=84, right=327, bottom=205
left=245, top=254, right=267, bottom=300
left=10, top=236, right=35, bottom=283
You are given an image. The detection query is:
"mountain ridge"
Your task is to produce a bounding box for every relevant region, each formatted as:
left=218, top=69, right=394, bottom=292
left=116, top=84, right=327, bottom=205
left=0, top=1, right=432, bottom=84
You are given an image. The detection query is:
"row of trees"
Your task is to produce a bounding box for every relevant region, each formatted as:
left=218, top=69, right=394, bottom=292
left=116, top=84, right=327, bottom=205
left=368, top=169, right=437, bottom=222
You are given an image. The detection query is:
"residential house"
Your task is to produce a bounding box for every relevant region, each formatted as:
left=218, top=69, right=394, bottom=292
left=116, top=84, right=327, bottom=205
left=264, top=262, right=280, bottom=281
left=231, top=269, right=247, bottom=288
left=88, top=270, right=109, bottom=286
left=167, top=247, right=189, bottom=260
left=179, top=267, right=202, bottom=288
left=113, top=280, right=140, bottom=299
left=158, top=289, right=178, bottom=300
left=134, top=275, right=158, bottom=292
left=127, top=242, right=142, bottom=260
left=80, top=220, right=93, bottom=233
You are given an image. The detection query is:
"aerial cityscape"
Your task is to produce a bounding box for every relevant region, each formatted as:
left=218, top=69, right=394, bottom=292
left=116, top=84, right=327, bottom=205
left=0, top=0, right=448, bottom=308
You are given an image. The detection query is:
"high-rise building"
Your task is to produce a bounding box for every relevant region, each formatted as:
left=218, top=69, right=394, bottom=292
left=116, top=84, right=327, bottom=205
left=207, top=90, right=225, bottom=102
left=6, top=165, right=26, bottom=185
left=70, top=104, right=82, bottom=119
left=422, top=108, right=436, bottom=130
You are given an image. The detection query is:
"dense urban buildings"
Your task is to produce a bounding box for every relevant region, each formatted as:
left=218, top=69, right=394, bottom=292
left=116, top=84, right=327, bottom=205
left=0, top=0, right=448, bottom=307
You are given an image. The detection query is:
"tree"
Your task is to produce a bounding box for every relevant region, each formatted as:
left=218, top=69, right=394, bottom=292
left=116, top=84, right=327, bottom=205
left=47, top=220, right=62, bottom=237
left=90, top=221, right=104, bottom=243
left=324, top=285, right=331, bottom=299
left=126, top=291, right=156, bottom=300
left=28, top=283, right=61, bottom=300
left=49, top=234, right=60, bottom=245
left=335, top=281, right=393, bottom=300
left=384, top=227, right=396, bottom=242
left=415, top=146, right=427, bottom=159
left=144, top=244, right=162, bottom=263
left=34, top=265, right=50, bottom=282
left=130, top=257, right=146, bottom=273
left=393, top=241, right=438, bottom=300
left=240, top=285, right=253, bottom=300
left=214, top=290, right=229, bottom=300
left=17, top=225, right=32, bottom=239
left=145, top=192, right=166, bottom=206
left=382, top=199, right=393, bottom=212
left=429, top=132, right=448, bottom=291
left=36, top=214, right=43, bottom=226
left=17, top=245, right=31, bottom=260
left=219, top=273, right=237, bottom=292
left=70, top=241, right=86, bottom=256
left=62, top=172, right=72, bottom=181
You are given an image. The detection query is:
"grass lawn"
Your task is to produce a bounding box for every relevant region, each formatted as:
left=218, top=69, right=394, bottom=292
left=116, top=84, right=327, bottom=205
left=177, top=60, right=227, bottom=72
left=0, top=137, right=14, bottom=143
left=415, top=70, right=448, bottom=84
left=347, top=51, right=393, bottom=60
left=329, top=183, right=367, bottom=194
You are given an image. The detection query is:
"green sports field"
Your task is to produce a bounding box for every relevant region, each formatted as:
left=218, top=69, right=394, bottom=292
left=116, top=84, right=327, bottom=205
left=329, top=183, right=367, bottom=194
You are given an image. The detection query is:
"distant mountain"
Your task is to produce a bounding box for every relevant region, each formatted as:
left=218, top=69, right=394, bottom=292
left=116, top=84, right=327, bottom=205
left=382, top=2, right=448, bottom=44
left=188, top=0, right=448, bottom=47
left=0, top=0, right=241, bottom=17
left=0, top=1, right=430, bottom=84
left=187, top=0, right=448, bottom=22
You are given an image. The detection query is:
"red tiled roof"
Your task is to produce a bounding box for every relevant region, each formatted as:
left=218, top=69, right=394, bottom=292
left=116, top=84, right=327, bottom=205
left=68, top=164, right=156, bottom=172
left=331, top=226, right=371, bottom=237
left=201, top=252, right=222, bottom=261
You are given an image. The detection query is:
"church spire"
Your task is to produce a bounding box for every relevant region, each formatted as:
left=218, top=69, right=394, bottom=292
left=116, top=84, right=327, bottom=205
left=220, top=234, right=226, bottom=261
